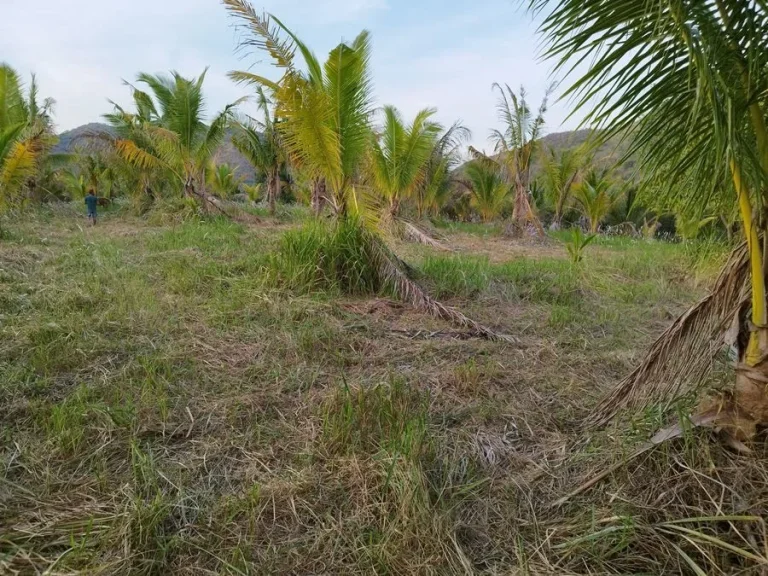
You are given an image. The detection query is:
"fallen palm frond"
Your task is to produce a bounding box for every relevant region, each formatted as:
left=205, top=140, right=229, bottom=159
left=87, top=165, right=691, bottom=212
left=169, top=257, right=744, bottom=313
left=365, top=230, right=516, bottom=343
left=192, top=189, right=262, bottom=224
left=400, top=220, right=447, bottom=250
left=589, top=242, right=750, bottom=427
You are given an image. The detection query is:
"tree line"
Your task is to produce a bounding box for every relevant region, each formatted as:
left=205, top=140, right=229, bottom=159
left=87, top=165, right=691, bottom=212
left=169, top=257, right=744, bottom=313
left=0, top=10, right=731, bottom=243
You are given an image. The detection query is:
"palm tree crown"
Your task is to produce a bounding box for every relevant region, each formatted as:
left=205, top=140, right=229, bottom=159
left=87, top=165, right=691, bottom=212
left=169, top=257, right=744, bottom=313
left=370, top=106, right=442, bottom=218
left=224, top=1, right=374, bottom=217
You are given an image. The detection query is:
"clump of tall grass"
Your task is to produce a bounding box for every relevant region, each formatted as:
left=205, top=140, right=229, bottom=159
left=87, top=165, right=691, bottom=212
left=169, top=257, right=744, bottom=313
left=269, top=219, right=381, bottom=295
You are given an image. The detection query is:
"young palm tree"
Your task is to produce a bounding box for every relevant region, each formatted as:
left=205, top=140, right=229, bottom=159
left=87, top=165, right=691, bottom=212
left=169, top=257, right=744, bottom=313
left=490, top=83, right=551, bottom=236
left=206, top=163, right=243, bottom=199
left=225, top=2, right=373, bottom=218
left=0, top=64, right=56, bottom=210
left=232, top=87, right=284, bottom=214
left=224, top=1, right=511, bottom=342
left=528, top=0, right=768, bottom=432
left=370, top=105, right=442, bottom=220
left=109, top=69, right=241, bottom=211
left=573, top=169, right=616, bottom=233
left=414, top=121, right=471, bottom=218
left=540, top=146, right=582, bottom=229
left=463, top=162, right=511, bottom=222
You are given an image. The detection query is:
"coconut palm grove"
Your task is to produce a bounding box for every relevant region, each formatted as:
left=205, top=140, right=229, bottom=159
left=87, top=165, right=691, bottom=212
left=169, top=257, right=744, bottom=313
left=3, top=0, right=768, bottom=573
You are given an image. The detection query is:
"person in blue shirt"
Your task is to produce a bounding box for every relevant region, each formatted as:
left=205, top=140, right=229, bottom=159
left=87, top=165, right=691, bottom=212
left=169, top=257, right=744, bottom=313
left=85, top=189, right=98, bottom=225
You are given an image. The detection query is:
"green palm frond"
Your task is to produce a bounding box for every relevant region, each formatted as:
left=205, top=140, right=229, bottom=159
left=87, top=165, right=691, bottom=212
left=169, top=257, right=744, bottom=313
left=529, top=0, right=768, bottom=205
left=464, top=161, right=511, bottom=222
left=324, top=31, right=374, bottom=189
left=0, top=139, right=38, bottom=202
left=371, top=106, right=441, bottom=209
left=195, top=98, right=244, bottom=169
left=0, top=122, right=27, bottom=167
left=0, top=64, right=27, bottom=129
left=574, top=168, right=617, bottom=233
left=223, top=2, right=297, bottom=70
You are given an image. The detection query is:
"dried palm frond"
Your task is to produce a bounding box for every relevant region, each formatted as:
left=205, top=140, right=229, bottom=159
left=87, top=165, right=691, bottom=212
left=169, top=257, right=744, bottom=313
left=364, top=231, right=516, bottom=343
left=589, top=242, right=751, bottom=427
left=400, top=220, right=447, bottom=250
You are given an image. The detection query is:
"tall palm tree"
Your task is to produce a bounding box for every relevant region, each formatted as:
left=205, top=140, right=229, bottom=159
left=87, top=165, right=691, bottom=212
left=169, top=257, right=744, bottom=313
left=108, top=69, right=241, bottom=211
left=540, top=146, right=582, bottom=229
left=0, top=64, right=56, bottom=210
left=490, top=83, right=551, bottom=236
left=224, top=3, right=373, bottom=218
left=528, top=0, right=768, bottom=432
left=231, top=87, right=284, bottom=214
left=414, top=121, right=471, bottom=218
left=463, top=162, right=511, bottom=222
left=573, top=168, right=616, bottom=233
left=370, top=106, right=442, bottom=219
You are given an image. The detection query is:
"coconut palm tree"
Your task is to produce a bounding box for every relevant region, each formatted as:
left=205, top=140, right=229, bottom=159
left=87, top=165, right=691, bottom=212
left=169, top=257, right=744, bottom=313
left=225, top=3, right=373, bottom=219
left=573, top=169, right=616, bottom=233
left=528, top=0, right=768, bottom=433
left=370, top=105, right=442, bottom=221
left=224, top=1, right=512, bottom=342
left=0, top=64, right=56, bottom=211
left=232, top=87, right=285, bottom=214
left=206, top=163, right=243, bottom=199
left=414, top=121, right=471, bottom=218
left=108, top=69, right=241, bottom=212
left=463, top=162, right=510, bottom=222
left=490, top=83, right=551, bottom=236
left=540, top=146, right=582, bottom=229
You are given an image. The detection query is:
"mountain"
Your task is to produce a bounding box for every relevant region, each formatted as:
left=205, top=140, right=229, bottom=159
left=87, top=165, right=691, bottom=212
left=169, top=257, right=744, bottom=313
left=54, top=123, right=258, bottom=182
left=460, top=128, right=636, bottom=183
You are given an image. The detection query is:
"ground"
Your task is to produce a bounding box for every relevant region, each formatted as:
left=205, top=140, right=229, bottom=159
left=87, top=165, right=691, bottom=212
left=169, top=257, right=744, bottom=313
left=1, top=203, right=767, bottom=575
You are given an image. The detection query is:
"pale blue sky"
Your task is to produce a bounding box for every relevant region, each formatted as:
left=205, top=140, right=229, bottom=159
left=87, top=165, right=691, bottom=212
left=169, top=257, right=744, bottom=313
left=2, top=0, right=581, bottom=152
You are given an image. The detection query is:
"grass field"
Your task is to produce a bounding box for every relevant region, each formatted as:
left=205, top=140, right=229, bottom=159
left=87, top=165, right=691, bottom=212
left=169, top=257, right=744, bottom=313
left=2, top=204, right=767, bottom=575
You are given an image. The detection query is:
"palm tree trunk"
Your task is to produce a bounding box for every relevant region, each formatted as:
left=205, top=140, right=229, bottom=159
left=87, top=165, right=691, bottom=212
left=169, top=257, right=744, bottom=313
left=728, top=158, right=768, bottom=437
left=311, top=178, right=326, bottom=216
left=389, top=197, right=400, bottom=219
left=268, top=170, right=278, bottom=215
left=511, top=174, right=546, bottom=238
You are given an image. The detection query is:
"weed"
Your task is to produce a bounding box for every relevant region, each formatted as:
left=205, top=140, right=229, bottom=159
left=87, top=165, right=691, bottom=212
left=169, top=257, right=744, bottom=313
left=564, top=227, right=597, bottom=263
left=2, top=205, right=761, bottom=575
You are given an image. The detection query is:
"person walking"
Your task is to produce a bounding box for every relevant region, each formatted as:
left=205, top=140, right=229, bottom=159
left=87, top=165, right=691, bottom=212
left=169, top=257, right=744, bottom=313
left=85, top=189, right=98, bottom=225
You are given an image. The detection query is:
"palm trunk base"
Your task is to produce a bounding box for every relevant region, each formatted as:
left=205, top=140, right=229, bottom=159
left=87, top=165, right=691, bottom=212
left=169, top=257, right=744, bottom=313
left=510, top=189, right=546, bottom=238
left=729, top=358, right=768, bottom=438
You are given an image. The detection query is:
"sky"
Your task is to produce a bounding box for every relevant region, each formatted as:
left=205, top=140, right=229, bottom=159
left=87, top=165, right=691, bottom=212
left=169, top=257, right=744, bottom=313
left=2, top=0, right=583, bottom=152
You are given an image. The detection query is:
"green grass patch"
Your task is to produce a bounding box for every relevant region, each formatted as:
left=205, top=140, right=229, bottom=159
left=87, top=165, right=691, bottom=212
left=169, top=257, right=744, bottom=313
left=419, top=254, right=491, bottom=298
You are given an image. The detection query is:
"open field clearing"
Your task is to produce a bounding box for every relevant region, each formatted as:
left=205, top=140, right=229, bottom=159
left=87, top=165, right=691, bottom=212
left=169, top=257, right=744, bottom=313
left=3, top=205, right=766, bottom=574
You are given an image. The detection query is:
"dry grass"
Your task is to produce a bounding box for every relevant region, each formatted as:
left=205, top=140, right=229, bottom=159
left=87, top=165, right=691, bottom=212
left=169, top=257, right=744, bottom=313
left=1, top=203, right=766, bottom=575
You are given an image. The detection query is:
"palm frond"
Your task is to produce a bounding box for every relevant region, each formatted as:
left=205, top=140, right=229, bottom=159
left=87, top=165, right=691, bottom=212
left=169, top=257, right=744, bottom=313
left=0, top=64, right=27, bottom=129
left=590, top=243, right=751, bottom=427
left=365, top=231, right=516, bottom=342
left=0, top=139, right=38, bottom=202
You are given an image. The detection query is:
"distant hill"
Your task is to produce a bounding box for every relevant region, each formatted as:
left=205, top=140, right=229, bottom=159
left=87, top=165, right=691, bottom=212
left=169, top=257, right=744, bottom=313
left=55, top=124, right=635, bottom=188
left=54, top=123, right=258, bottom=182
left=459, top=128, right=636, bottom=183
